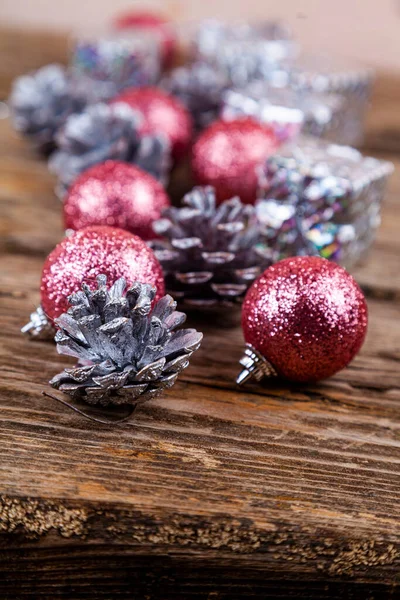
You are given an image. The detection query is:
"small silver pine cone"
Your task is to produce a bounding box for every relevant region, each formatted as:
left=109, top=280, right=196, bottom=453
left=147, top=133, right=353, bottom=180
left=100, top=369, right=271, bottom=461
left=161, top=62, right=229, bottom=130
left=9, top=64, right=84, bottom=153
left=149, top=186, right=270, bottom=308
left=49, top=102, right=170, bottom=194
left=49, top=275, right=203, bottom=407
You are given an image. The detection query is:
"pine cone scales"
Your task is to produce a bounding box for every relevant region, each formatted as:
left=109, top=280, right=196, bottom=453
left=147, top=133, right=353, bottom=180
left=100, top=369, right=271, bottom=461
left=9, top=64, right=83, bottom=152
left=150, top=186, right=269, bottom=307
left=162, top=62, right=228, bottom=130
left=49, top=102, right=170, bottom=193
left=50, top=275, right=203, bottom=406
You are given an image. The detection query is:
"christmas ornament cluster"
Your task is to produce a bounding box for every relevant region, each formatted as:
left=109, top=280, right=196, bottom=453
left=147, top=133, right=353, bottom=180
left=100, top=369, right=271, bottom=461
left=11, top=10, right=391, bottom=420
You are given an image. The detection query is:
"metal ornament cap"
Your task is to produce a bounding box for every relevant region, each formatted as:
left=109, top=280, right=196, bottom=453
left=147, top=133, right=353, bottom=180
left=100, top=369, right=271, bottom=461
left=21, top=306, right=55, bottom=341
left=239, top=256, right=368, bottom=384
left=236, top=343, right=277, bottom=385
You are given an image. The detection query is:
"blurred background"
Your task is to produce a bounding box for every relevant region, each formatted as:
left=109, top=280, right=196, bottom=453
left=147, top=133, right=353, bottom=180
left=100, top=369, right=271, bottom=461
left=0, top=0, right=399, bottom=71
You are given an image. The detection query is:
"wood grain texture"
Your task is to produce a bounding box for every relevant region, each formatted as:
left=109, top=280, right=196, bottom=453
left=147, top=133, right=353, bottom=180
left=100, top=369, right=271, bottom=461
left=0, top=28, right=400, bottom=599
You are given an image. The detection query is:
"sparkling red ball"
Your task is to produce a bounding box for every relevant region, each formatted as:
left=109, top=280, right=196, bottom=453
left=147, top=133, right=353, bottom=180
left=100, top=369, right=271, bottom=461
left=113, top=11, right=176, bottom=68
left=242, top=256, right=368, bottom=382
left=111, top=87, right=193, bottom=160
left=63, top=160, right=170, bottom=240
left=192, top=118, right=279, bottom=205
left=41, top=226, right=165, bottom=322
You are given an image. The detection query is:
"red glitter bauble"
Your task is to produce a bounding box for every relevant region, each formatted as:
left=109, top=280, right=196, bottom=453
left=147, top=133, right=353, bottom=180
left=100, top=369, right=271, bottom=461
left=242, top=256, right=368, bottom=383
left=111, top=87, right=193, bottom=160
left=192, top=118, right=279, bottom=205
left=114, top=11, right=176, bottom=68
left=63, top=161, right=170, bottom=240
left=41, top=226, right=165, bottom=322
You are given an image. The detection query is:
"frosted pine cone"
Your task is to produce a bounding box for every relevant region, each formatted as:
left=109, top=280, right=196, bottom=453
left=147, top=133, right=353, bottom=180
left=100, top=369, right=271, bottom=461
left=49, top=102, right=170, bottom=194
left=50, top=275, right=203, bottom=406
left=162, top=62, right=229, bottom=130
left=9, top=64, right=84, bottom=153
left=149, top=186, right=270, bottom=308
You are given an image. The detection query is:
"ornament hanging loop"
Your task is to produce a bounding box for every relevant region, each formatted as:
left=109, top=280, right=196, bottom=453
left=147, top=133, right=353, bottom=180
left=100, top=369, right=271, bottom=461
left=236, top=343, right=277, bottom=385
left=42, top=391, right=136, bottom=425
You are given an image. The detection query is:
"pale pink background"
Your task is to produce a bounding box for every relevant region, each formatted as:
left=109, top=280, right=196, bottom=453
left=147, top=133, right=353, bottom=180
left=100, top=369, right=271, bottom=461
left=0, top=0, right=399, bottom=71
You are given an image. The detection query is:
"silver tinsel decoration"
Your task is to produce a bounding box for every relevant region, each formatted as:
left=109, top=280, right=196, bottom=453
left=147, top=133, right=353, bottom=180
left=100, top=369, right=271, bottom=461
left=50, top=275, right=203, bottom=406
left=9, top=64, right=85, bottom=153
left=149, top=186, right=269, bottom=308
left=161, top=62, right=229, bottom=130
left=49, top=102, right=170, bottom=194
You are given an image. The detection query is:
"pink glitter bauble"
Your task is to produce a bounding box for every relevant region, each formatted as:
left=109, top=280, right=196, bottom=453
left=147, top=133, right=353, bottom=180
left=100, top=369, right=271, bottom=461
left=242, top=256, right=368, bottom=382
left=111, top=87, right=193, bottom=160
left=63, top=161, right=170, bottom=240
left=192, top=118, right=279, bottom=205
left=114, top=11, right=176, bottom=68
left=41, top=226, right=165, bottom=322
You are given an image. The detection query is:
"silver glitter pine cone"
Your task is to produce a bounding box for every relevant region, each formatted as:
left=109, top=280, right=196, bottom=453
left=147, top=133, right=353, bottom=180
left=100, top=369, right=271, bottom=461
left=49, top=102, right=170, bottom=194
left=50, top=275, right=203, bottom=406
left=149, top=186, right=269, bottom=308
left=9, top=64, right=85, bottom=154
left=162, top=62, right=229, bottom=130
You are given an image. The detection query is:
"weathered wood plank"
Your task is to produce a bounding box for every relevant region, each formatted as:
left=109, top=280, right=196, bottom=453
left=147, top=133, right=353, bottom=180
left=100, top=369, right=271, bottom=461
left=1, top=27, right=400, bottom=598
left=1, top=250, right=400, bottom=586
left=0, top=26, right=68, bottom=99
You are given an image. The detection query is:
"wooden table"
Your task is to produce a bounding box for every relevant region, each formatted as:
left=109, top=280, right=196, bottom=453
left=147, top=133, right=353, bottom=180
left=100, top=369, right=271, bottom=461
left=0, top=27, right=400, bottom=600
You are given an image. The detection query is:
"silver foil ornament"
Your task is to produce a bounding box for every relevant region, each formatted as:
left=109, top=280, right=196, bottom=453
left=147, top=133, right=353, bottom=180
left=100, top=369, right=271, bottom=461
left=49, top=275, right=203, bottom=407
left=274, top=55, right=374, bottom=146
left=72, top=32, right=161, bottom=96
left=257, top=136, right=394, bottom=266
left=221, top=82, right=345, bottom=143
left=193, top=20, right=296, bottom=87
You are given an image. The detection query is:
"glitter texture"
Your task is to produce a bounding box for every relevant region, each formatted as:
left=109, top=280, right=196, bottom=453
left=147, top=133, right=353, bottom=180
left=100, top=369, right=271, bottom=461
left=63, top=160, right=170, bottom=240
left=41, top=226, right=165, bottom=322
left=114, top=11, right=176, bottom=68
left=192, top=118, right=279, bottom=205
left=111, top=87, right=193, bottom=160
left=257, top=136, right=394, bottom=267
left=242, top=256, right=368, bottom=382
